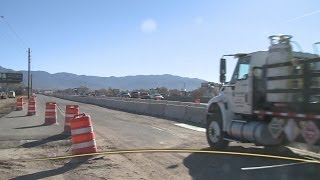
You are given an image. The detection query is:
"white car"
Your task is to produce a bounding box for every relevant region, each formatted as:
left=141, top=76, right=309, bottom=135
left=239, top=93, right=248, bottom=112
left=151, top=93, right=164, bottom=100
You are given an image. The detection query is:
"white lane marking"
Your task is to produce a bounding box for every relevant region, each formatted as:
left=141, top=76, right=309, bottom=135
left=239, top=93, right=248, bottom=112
left=152, top=126, right=164, bottom=131
left=56, top=105, right=65, bottom=116
left=241, top=162, right=309, bottom=170
left=174, top=123, right=205, bottom=132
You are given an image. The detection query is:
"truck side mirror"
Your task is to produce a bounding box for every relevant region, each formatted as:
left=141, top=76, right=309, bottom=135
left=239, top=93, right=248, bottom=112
left=220, top=58, right=226, bottom=83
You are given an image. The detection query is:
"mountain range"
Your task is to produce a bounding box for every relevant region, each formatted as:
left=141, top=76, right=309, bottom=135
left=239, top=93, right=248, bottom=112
left=0, top=66, right=206, bottom=90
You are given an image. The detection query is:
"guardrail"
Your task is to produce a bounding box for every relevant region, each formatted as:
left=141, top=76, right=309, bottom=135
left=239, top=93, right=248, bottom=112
left=52, top=94, right=208, bottom=126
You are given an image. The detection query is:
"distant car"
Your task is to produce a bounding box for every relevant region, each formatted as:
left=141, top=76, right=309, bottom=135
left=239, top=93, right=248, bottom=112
left=120, top=92, right=131, bottom=98
left=0, top=92, right=7, bottom=99
left=130, top=91, right=140, bottom=98
left=140, top=92, right=151, bottom=99
left=151, top=93, right=165, bottom=100
left=8, top=91, right=16, bottom=98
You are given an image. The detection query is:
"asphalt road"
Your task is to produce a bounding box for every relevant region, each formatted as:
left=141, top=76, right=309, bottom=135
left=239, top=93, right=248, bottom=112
left=0, top=95, right=319, bottom=180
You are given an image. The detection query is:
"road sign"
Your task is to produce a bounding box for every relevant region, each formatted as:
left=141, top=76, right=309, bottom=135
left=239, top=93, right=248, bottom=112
left=0, top=72, right=23, bottom=83
left=268, top=117, right=285, bottom=139
left=301, top=121, right=320, bottom=145
left=284, top=119, right=300, bottom=142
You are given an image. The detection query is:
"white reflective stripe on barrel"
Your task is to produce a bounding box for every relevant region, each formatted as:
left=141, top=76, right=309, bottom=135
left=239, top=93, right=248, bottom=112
left=65, top=114, right=76, bottom=118
left=45, top=115, right=57, bottom=119
left=296, top=114, right=305, bottom=118
left=71, top=127, right=93, bottom=135
left=65, top=122, right=70, bottom=126
left=72, top=140, right=96, bottom=149
left=45, top=109, right=56, bottom=112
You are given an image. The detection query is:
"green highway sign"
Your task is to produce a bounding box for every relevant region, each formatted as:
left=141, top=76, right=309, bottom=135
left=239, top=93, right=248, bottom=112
left=0, top=72, right=23, bottom=83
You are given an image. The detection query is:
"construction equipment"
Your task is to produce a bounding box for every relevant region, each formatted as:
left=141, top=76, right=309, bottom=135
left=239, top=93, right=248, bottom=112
left=206, top=35, right=320, bottom=149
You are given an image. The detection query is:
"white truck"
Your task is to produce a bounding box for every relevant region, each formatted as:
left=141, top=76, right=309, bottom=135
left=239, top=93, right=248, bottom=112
left=8, top=91, right=15, bottom=98
left=206, top=35, right=320, bottom=149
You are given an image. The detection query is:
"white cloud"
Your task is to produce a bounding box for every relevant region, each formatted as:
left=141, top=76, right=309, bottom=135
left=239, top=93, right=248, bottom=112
left=194, top=16, right=204, bottom=25
left=141, top=18, right=157, bottom=33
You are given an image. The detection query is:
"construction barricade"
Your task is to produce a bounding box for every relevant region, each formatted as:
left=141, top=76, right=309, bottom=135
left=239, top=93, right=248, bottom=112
left=30, top=96, right=35, bottom=101
left=64, top=105, right=79, bottom=132
left=16, top=97, right=23, bottom=111
left=27, top=99, right=36, bottom=116
left=45, top=102, right=57, bottom=125
left=71, top=113, right=97, bottom=155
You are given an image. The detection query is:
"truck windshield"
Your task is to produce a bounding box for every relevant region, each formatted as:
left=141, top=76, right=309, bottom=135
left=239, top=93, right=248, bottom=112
left=230, top=56, right=250, bottom=83
left=237, top=64, right=250, bottom=80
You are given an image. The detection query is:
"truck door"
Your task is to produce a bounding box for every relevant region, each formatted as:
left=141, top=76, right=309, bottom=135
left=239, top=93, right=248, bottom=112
left=232, top=56, right=252, bottom=114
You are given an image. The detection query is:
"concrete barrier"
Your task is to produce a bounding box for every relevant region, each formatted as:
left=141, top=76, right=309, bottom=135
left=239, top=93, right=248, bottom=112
left=133, top=102, right=149, bottom=114
left=87, top=97, right=97, bottom=104
left=183, top=106, right=207, bottom=125
left=147, top=103, right=166, bottom=117
left=95, top=98, right=109, bottom=107
left=53, top=95, right=208, bottom=125
left=112, top=100, right=122, bottom=110
left=164, top=104, right=187, bottom=120
left=101, top=99, right=114, bottom=108
left=125, top=101, right=136, bottom=112
left=119, top=100, right=128, bottom=110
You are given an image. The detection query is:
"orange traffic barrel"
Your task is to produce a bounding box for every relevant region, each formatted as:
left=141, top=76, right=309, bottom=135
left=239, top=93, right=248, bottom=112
left=71, top=113, right=97, bottom=155
left=64, top=105, right=79, bottom=132
left=195, top=98, right=200, bottom=104
left=30, top=96, right=36, bottom=101
left=27, top=99, right=36, bottom=116
left=16, top=97, right=23, bottom=111
left=45, top=102, right=57, bottom=125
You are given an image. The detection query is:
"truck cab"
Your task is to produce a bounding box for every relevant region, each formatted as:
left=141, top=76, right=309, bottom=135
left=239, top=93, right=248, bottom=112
left=206, top=35, right=320, bottom=149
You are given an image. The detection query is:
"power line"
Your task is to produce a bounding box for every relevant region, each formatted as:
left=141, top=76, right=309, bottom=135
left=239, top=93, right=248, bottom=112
left=0, top=24, right=26, bottom=54
left=0, top=16, right=28, bottom=48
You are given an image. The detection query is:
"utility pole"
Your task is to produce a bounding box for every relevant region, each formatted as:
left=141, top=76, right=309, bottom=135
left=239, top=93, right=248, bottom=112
left=30, top=74, right=33, bottom=96
left=27, top=48, right=31, bottom=99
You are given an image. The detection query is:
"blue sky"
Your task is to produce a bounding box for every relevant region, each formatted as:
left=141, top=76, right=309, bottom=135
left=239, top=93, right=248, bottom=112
left=0, top=0, right=319, bottom=82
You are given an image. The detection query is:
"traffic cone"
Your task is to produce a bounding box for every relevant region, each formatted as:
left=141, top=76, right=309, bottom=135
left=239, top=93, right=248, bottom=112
left=27, top=99, right=36, bottom=116
left=64, top=105, right=79, bottom=132
left=16, top=97, right=23, bottom=111
left=45, top=102, right=57, bottom=125
left=71, top=113, right=97, bottom=155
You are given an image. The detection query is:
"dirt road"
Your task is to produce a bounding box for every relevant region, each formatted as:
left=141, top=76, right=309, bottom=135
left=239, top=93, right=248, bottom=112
left=0, top=95, right=319, bottom=179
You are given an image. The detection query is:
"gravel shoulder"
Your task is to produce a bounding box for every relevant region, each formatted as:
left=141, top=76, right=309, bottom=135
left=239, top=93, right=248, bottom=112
left=0, top=98, right=15, bottom=118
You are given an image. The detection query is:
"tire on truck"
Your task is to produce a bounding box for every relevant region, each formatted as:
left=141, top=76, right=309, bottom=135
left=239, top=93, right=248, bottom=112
left=206, top=104, right=228, bottom=150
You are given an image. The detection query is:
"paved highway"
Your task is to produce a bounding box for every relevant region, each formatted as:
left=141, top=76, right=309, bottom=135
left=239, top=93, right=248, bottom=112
left=0, top=95, right=319, bottom=179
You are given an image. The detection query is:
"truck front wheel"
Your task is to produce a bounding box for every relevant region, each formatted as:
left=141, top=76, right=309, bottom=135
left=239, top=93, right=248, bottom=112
left=206, top=107, right=228, bottom=150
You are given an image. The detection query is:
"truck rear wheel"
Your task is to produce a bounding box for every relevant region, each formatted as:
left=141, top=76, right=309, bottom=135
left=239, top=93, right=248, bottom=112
left=206, top=106, right=228, bottom=150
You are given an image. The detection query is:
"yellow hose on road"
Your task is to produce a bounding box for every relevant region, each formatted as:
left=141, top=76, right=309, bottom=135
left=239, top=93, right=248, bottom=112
left=7, top=148, right=320, bottom=164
